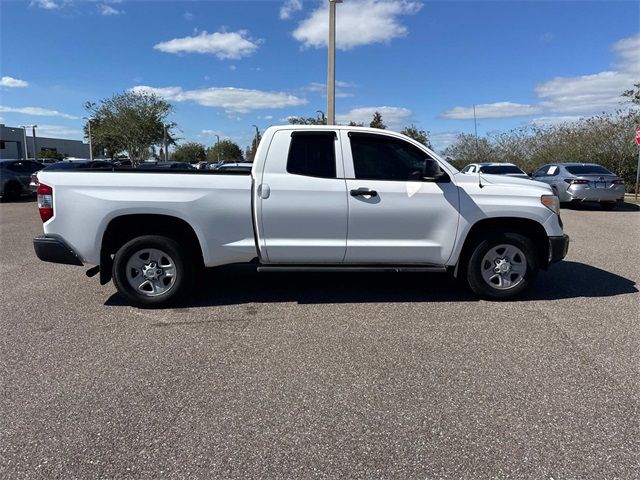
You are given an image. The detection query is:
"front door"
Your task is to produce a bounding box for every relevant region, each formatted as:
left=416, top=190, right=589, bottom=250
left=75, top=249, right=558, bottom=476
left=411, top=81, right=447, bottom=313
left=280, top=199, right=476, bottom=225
left=342, top=131, right=460, bottom=265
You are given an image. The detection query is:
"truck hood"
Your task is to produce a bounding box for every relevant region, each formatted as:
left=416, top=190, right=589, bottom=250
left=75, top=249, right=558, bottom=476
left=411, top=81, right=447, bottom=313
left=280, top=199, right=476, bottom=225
left=454, top=172, right=552, bottom=195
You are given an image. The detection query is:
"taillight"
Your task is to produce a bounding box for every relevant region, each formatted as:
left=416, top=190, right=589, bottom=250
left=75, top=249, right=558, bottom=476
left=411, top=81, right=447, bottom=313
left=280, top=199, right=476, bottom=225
left=612, top=179, right=624, bottom=185
left=37, top=183, right=53, bottom=222
left=565, top=179, right=589, bottom=185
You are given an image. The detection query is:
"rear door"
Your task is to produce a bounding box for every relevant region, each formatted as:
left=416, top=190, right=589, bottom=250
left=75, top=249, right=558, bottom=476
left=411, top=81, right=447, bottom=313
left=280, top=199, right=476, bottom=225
left=342, top=131, right=460, bottom=265
left=256, top=129, right=348, bottom=263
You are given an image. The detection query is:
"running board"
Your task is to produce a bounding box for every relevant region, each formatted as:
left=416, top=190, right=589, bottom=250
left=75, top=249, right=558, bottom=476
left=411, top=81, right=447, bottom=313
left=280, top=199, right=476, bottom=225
left=257, top=264, right=447, bottom=273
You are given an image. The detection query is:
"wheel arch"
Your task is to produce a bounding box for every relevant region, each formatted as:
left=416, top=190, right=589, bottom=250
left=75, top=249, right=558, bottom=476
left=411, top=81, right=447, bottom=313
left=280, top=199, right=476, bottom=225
left=99, top=213, right=204, bottom=285
left=454, top=217, right=550, bottom=278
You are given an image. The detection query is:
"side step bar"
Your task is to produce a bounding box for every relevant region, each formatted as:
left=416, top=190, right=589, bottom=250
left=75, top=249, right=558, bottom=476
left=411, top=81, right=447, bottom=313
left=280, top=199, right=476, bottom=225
left=257, top=264, right=447, bottom=273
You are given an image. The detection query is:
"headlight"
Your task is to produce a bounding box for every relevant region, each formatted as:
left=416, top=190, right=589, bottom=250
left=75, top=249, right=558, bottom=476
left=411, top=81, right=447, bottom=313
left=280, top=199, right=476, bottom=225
left=541, top=194, right=560, bottom=215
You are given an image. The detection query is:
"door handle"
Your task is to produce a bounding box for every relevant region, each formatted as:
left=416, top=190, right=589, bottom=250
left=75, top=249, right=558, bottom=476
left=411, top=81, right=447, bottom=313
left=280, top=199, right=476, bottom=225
left=350, top=189, right=378, bottom=197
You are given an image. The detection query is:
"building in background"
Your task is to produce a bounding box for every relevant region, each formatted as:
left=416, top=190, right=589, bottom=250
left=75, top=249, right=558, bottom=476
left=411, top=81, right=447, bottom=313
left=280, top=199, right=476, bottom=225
left=0, top=124, right=90, bottom=159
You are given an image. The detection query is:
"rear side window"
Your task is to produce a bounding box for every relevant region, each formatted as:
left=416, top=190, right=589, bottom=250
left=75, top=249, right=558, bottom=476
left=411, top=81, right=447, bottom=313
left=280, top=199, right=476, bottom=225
left=349, top=133, right=432, bottom=181
left=287, top=132, right=336, bottom=178
left=480, top=165, right=525, bottom=175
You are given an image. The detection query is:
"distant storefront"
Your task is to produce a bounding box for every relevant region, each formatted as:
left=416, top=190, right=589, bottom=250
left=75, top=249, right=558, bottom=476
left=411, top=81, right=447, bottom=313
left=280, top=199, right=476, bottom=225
left=0, top=124, right=90, bottom=159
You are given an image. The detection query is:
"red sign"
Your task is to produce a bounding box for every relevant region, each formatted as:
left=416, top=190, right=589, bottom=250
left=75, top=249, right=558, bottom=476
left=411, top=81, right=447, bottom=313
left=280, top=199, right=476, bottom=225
left=637, top=127, right=640, bottom=145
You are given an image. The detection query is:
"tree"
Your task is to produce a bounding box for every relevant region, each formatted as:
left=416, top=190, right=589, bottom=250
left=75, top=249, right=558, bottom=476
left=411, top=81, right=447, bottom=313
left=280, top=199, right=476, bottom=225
left=288, top=115, right=326, bottom=125
left=206, top=139, right=243, bottom=162
left=369, top=111, right=386, bottom=129
left=400, top=125, right=432, bottom=148
left=622, top=82, right=640, bottom=104
left=245, top=131, right=262, bottom=162
left=37, top=148, right=63, bottom=160
left=442, top=133, right=496, bottom=169
left=172, top=142, right=206, bottom=163
left=348, top=121, right=364, bottom=126
left=84, top=91, right=175, bottom=166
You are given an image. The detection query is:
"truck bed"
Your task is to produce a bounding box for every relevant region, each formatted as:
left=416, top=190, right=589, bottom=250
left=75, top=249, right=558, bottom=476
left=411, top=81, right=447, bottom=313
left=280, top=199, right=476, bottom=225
left=38, top=170, right=256, bottom=267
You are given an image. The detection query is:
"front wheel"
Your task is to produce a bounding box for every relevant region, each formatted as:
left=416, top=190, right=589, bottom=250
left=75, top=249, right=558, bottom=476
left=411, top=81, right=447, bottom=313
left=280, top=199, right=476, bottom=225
left=466, top=232, right=539, bottom=300
left=112, top=235, right=194, bottom=307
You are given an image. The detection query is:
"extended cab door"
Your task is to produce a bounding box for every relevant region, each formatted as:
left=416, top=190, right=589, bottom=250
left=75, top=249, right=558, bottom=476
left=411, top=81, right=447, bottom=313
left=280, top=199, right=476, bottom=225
left=341, top=131, right=460, bottom=265
left=255, top=129, right=348, bottom=263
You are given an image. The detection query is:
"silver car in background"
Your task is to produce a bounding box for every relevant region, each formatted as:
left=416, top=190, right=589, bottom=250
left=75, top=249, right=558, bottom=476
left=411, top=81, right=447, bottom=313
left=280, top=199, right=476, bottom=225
left=460, top=162, right=530, bottom=179
left=532, top=163, right=624, bottom=210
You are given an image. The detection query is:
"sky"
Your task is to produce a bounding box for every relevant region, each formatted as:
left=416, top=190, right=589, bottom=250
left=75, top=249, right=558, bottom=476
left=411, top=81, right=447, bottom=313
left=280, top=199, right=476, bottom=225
left=0, top=0, right=638, bottom=152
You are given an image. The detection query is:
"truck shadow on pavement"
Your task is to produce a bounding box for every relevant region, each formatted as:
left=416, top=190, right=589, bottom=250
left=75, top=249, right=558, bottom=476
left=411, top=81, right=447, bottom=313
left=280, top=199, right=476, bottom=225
left=105, top=260, right=637, bottom=308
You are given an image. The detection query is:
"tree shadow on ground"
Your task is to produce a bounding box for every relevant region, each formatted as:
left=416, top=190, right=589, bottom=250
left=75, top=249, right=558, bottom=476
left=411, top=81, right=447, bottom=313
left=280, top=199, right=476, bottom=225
left=105, top=261, right=637, bottom=308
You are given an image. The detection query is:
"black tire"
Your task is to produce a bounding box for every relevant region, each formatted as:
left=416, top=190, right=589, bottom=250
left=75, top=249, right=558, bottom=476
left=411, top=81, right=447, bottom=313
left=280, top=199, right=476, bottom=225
left=466, top=231, right=539, bottom=300
left=600, top=201, right=617, bottom=211
left=2, top=182, right=21, bottom=202
left=112, top=235, right=194, bottom=307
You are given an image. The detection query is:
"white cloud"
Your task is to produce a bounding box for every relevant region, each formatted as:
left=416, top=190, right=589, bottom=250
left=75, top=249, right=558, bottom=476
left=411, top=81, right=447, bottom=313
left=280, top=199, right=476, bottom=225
left=293, top=0, right=422, bottom=50
left=153, top=30, right=260, bottom=60
left=442, top=102, right=542, bottom=120
left=306, top=81, right=355, bottom=98
left=0, top=106, right=79, bottom=120
left=336, top=106, right=412, bottom=130
left=36, top=124, right=83, bottom=140
left=280, top=0, right=302, bottom=19
left=30, top=0, right=61, bottom=10
left=534, top=35, right=639, bottom=114
left=442, top=33, right=640, bottom=120
left=183, top=11, right=194, bottom=21
left=0, top=76, right=29, bottom=88
left=130, top=85, right=307, bottom=114
left=98, top=4, right=124, bottom=16
left=430, top=132, right=460, bottom=152
left=530, top=116, right=584, bottom=126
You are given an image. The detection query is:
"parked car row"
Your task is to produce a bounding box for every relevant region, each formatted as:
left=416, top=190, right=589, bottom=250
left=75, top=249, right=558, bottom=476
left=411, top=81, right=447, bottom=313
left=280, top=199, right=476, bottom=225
left=461, top=162, right=625, bottom=210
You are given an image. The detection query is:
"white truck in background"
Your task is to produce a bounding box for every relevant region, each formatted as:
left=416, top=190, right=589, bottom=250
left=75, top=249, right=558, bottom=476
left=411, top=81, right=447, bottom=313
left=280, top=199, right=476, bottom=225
left=33, top=125, right=569, bottom=307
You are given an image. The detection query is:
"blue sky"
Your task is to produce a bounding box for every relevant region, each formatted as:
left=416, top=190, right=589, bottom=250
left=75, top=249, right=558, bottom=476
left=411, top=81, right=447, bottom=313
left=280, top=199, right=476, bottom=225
left=1, top=0, right=638, bottom=152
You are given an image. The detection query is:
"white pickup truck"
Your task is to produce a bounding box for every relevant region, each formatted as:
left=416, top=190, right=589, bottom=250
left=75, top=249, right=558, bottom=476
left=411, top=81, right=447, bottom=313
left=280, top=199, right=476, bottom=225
left=33, top=125, right=568, bottom=306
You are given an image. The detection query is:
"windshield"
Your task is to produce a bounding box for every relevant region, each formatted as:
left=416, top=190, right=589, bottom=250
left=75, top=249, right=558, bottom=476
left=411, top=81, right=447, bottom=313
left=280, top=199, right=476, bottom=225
left=564, top=165, right=612, bottom=175
left=479, top=165, right=525, bottom=175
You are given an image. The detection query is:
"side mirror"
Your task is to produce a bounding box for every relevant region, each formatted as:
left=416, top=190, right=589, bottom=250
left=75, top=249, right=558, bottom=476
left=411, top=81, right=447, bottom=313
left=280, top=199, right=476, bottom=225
left=423, top=159, right=447, bottom=182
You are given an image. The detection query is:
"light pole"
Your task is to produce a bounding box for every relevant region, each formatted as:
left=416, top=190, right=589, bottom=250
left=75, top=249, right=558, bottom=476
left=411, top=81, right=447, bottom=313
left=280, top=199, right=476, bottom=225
left=20, top=124, right=37, bottom=159
left=83, top=117, right=94, bottom=161
left=473, top=104, right=479, bottom=161
left=32, top=125, right=38, bottom=160
left=20, top=126, right=29, bottom=159
left=163, top=124, right=169, bottom=161
left=252, top=125, right=259, bottom=161
left=215, top=134, right=220, bottom=163
left=327, top=0, right=342, bottom=125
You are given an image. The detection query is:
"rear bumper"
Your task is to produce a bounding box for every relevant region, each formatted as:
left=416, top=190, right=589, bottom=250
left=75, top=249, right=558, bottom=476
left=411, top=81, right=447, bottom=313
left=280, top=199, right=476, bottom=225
left=567, top=186, right=624, bottom=202
left=33, top=235, right=83, bottom=266
left=549, top=234, right=569, bottom=263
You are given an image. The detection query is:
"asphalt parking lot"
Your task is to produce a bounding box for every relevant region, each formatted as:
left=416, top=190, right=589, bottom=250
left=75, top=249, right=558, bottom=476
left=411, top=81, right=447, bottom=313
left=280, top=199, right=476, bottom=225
left=1, top=199, right=638, bottom=479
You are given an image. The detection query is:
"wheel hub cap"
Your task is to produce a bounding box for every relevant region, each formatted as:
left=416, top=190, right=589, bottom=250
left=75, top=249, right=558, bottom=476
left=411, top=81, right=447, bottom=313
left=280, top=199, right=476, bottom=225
left=125, top=249, right=176, bottom=297
left=494, top=258, right=512, bottom=274
left=480, top=244, right=526, bottom=291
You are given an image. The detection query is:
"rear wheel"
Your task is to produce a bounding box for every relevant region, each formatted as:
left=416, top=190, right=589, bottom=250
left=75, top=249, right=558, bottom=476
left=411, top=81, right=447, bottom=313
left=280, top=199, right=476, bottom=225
left=466, top=232, right=539, bottom=300
left=600, top=201, right=617, bottom=211
left=112, top=235, right=194, bottom=307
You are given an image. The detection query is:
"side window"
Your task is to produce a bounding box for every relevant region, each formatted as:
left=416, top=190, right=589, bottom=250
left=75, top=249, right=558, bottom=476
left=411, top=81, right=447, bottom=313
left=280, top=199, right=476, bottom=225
left=349, top=133, right=433, bottom=181
left=533, top=166, right=547, bottom=177
left=287, top=132, right=336, bottom=178
left=547, top=165, right=559, bottom=176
